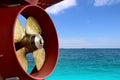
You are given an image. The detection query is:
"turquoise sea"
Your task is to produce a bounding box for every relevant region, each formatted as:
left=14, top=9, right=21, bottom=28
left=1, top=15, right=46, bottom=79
left=46, top=49, right=120, bottom=80
left=27, top=49, right=120, bottom=80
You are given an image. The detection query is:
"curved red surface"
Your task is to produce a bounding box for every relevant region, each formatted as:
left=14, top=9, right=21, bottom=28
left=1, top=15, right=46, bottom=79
left=0, top=5, right=58, bottom=80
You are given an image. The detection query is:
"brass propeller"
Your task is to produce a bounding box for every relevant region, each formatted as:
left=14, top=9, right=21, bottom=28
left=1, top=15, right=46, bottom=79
left=26, top=16, right=42, bottom=35
left=14, top=16, right=45, bottom=72
left=14, top=19, right=25, bottom=43
left=16, top=47, right=28, bottom=71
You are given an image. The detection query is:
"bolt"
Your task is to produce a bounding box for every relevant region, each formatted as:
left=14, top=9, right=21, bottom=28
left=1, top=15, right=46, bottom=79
left=0, top=54, right=3, bottom=58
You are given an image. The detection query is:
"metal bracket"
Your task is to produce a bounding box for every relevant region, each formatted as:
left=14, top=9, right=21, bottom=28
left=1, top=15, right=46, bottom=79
left=5, top=77, right=20, bottom=80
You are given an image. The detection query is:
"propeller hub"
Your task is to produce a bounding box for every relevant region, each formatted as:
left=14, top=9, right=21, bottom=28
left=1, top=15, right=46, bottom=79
left=20, top=34, right=44, bottom=52
left=34, top=34, right=44, bottom=49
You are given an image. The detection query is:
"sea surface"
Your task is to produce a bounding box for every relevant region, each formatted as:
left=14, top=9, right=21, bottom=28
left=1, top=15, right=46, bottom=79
left=46, top=48, right=120, bottom=80
left=27, top=49, right=120, bottom=80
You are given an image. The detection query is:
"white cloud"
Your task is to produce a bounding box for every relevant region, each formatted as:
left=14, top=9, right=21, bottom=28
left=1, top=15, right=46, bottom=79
left=94, top=0, right=120, bottom=7
left=59, top=38, right=120, bottom=48
left=45, top=0, right=77, bottom=15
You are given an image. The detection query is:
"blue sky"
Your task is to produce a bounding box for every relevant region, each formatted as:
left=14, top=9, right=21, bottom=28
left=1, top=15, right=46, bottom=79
left=45, top=0, right=120, bottom=48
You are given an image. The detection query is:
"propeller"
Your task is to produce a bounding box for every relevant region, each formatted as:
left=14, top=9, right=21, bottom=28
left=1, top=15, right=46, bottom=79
left=14, top=16, right=45, bottom=72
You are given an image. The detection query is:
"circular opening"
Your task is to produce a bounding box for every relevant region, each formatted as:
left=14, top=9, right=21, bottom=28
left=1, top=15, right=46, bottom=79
left=14, top=5, right=58, bottom=79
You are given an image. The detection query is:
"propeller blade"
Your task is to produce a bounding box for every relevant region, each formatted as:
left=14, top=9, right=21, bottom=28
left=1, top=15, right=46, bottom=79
left=16, top=47, right=28, bottom=71
left=26, top=16, right=42, bottom=35
left=14, top=19, right=25, bottom=43
left=33, top=48, right=45, bottom=71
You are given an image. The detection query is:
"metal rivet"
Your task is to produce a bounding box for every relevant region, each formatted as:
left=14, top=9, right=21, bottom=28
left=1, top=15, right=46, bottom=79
left=42, top=3, right=46, bottom=6
left=0, top=54, right=3, bottom=58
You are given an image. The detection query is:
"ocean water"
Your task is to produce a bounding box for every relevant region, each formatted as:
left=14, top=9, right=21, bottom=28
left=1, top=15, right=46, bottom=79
left=46, top=48, right=120, bottom=80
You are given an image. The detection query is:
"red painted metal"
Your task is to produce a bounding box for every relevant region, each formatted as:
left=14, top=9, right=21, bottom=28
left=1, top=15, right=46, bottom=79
left=0, top=0, right=63, bottom=8
left=0, top=4, right=59, bottom=80
left=37, top=0, right=63, bottom=8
